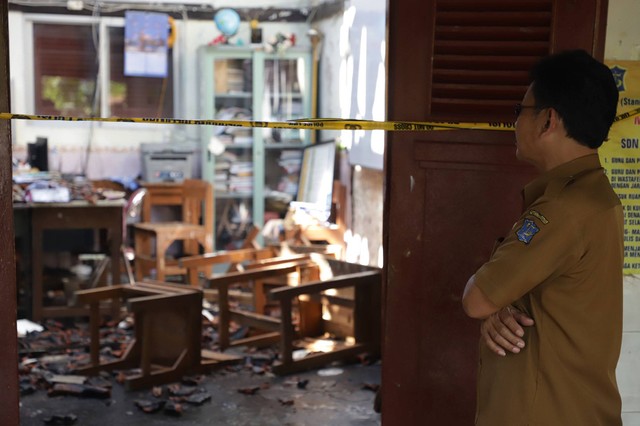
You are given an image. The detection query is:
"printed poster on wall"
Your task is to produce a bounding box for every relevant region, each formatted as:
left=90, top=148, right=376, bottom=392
left=601, top=60, right=640, bottom=274
left=124, top=11, right=168, bottom=78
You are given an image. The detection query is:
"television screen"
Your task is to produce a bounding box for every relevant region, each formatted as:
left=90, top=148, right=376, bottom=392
left=295, top=140, right=336, bottom=222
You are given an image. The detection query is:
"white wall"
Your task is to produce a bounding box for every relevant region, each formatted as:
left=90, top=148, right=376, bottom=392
left=315, top=0, right=385, bottom=170
left=606, top=0, right=640, bottom=424
left=605, top=0, right=640, bottom=60
left=314, top=0, right=385, bottom=267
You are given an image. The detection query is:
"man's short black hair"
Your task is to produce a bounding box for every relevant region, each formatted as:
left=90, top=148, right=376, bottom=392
left=530, top=49, right=619, bottom=149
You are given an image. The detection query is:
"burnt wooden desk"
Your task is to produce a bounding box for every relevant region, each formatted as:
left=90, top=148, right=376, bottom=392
left=15, top=200, right=124, bottom=320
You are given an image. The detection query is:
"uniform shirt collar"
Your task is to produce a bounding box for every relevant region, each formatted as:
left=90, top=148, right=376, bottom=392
left=523, top=154, right=602, bottom=208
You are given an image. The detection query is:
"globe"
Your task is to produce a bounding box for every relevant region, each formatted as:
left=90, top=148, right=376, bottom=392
left=214, top=9, right=241, bottom=37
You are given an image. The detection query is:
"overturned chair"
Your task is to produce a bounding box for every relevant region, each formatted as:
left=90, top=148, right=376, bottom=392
left=73, top=281, right=241, bottom=390
left=198, top=255, right=382, bottom=375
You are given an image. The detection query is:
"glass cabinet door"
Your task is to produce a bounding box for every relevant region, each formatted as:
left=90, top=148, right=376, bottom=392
left=261, top=58, right=307, bottom=202
left=211, top=57, right=254, bottom=249
left=200, top=47, right=312, bottom=250
left=262, top=57, right=307, bottom=143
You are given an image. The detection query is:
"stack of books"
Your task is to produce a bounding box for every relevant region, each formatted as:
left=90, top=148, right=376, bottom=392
left=213, top=151, right=239, bottom=194
left=228, top=162, right=254, bottom=194
left=214, top=165, right=229, bottom=193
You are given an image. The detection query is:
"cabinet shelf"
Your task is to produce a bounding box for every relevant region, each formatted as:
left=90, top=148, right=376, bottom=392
left=216, top=192, right=254, bottom=199
left=222, top=143, right=253, bottom=149
left=215, top=92, right=252, bottom=98
left=264, top=143, right=305, bottom=149
left=268, top=93, right=303, bottom=98
left=265, top=193, right=296, bottom=199
left=200, top=46, right=313, bottom=249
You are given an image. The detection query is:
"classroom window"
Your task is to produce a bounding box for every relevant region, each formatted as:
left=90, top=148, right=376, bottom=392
left=33, top=23, right=97, bottom=116
left=32, top=22, right=173, bottom=118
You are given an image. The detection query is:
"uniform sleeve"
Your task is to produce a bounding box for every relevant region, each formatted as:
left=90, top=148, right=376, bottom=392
left=473, top=196, right=581, bottom=308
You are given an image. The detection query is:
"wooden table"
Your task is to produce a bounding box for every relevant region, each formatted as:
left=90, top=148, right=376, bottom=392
left=15, top=200, right=124, bottom=320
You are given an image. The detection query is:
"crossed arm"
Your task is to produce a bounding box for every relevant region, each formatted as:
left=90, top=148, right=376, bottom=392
left=463, top=273, right=535, bottom=357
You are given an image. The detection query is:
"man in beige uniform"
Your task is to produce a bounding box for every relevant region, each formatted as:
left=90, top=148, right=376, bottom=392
left=463, top=50, right=623, bottom=425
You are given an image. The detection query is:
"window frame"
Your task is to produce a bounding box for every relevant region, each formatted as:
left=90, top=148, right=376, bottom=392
left=22, top=13, right=177, bottom=126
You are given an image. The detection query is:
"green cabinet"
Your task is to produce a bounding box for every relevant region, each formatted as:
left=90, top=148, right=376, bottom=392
left=198, top=46, right=312, bottom=249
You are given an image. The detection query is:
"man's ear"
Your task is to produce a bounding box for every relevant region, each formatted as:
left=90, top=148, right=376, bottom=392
left=541, top=108, right=557, bottom=134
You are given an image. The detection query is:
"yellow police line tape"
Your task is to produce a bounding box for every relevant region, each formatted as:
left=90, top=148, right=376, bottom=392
left=0, top=107, right=638, bottom=132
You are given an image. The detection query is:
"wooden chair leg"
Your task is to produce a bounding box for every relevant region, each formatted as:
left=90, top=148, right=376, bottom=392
left=254, top=280, right=266, bottom=314
left=218, top=284, right=230, bottom=350
left=298, top=299, right=323, bottom=338
left=121, top=246, right=135, bottom=285
left=134, top=231, right=150, bottom=280
left=279, top=297, right=294, bottom=367
left=140, top=314, right=151, bottom=378
left=155, top=236, right=172, bottom=282
left=89, top=302, right=100, bottom=367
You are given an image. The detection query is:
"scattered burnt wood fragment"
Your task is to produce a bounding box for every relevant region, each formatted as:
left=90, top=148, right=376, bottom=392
left=19, top=382, right=37, bottom=396
left=152, top=386, right=164, bottom=398
left=167, top=384, right=197, bottom=397
left=180, top=375, right=205, bottom=386
left=357, top=352, right=379, bottom=366
left=245, top=353, right=274, bottom=367
left=47, top=383, right=111, bottom=399
left=169, top=389, right=211, bottom=405
left=237, top=386, right=261, bottom=395
left=185, top=392, right=212, bottom=406
left=85, top=375, right=112, bottom=389
left=251, top=365, right=268, bottom=374
left=134, top=399, right=166, bottom=414
left=362, top=382, right=380, bottom=392
left=163, top=401, right=184, bottom=416
left=45, top=374, right=87, bottom=385
left=43, top=414, right=78, bottom=425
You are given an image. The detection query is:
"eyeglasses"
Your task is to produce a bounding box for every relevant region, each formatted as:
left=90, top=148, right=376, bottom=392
left=514, top=103, right=538, bottom=118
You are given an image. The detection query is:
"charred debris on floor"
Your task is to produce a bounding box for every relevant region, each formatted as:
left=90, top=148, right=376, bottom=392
left=18, top=317, right=379, bottom=420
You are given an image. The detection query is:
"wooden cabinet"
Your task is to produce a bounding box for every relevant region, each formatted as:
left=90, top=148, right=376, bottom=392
left=198, top=46, right=312, bottom=249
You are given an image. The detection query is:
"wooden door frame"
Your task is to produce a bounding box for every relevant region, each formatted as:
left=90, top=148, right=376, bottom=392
left=0, top=2, right=20, bottom=424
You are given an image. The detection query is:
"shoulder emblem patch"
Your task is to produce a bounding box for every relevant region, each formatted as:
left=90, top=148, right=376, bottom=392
left=528, top=210, right=549, bottom=224
left=516, top=219, right=540, bottom=244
